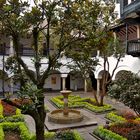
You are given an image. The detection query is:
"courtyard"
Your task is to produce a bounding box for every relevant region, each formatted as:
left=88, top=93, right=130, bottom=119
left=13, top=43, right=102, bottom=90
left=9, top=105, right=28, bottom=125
left=22, top=91, right=135, bottom=140
left=0, top=0, right=140, bottom=140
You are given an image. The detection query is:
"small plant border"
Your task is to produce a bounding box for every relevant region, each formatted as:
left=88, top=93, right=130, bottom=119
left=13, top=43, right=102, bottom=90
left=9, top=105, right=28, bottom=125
left=50, top=95, right=114, bottom=114
left=105, top=111, right=140, bottom=123
left=0, top=102, right=24, bottom=123
left=93, top=126, right=127, bottom=140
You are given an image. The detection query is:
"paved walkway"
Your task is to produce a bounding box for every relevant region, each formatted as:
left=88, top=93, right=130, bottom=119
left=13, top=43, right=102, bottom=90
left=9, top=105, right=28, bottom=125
left=24, top=91, right=134, bottom=140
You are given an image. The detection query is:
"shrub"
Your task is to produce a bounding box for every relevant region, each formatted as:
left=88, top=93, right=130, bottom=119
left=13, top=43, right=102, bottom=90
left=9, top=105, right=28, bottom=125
left=127, top=129, right=140, bottom=140
left=122, top=111, right=137, bottom=120
left=93, top=126, right=127, bottom=140
left=44, top=132, right=55, bottom=139
left=0, top=122, right=31, bottom=140
left=51, top=95, right=113, bottom=113
left=55, top=129, right=75, bottom=140
left=0, top=103, right=3, bottom=116
left=108, top=71, right=140, bottom=117
left=0, top=126, right=4, bottom=140
left=106, top=112, right=126, bottom=123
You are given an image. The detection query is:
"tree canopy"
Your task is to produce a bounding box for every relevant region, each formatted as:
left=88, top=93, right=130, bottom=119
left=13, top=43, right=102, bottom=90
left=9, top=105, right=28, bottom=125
left=108, top=71, right=140, bottom=117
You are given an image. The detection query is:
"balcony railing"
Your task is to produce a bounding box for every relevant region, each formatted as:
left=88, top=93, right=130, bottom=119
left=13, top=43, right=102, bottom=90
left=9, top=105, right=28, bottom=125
left=18, top=47, right=35, bottom=56
left=0, top=46, right=10, bottom=55
left=121, top=0, right=140, bottom=19
left=127, top=39, right=140, bottom=57
left=0, top=47, right=54, bottom=57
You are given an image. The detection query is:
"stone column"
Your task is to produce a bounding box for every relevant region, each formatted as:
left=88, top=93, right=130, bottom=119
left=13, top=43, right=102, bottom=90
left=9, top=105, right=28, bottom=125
left=10, top=78, right=14, bottom=95
left=62, top=77, right=66, bottom=90
left=84, top=79, right=87, bottom=93
left=9, top=36, right=14, bottom=56
left=9, top=36, right=14, bottom=95
left=61, top=74, right=68, bottom=90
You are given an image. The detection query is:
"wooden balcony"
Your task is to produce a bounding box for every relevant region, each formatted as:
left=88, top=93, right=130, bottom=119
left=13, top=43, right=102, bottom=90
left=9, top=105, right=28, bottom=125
left=121, top=0, right=140, bottom=24
left=127, top=39, right=140, bottom=57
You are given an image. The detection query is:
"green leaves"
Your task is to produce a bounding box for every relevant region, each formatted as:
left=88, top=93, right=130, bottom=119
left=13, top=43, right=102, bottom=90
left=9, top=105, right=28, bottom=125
left=108, top=71, right=140, bottom=117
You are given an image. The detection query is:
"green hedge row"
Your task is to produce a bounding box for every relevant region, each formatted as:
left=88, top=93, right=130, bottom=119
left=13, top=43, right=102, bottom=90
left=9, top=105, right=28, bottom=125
left=106, top=112, right=140, bottom=123
left=0, top=103, right=24, bottom=123
left=0, top=122, right=31, bottom=140
left=93, top=126, right=127, bottom=140
left=105, top=112, right=126, bottom=123
left=0, top=121, right=84, bottom=140
left=51, top=95, right=113, bottom=113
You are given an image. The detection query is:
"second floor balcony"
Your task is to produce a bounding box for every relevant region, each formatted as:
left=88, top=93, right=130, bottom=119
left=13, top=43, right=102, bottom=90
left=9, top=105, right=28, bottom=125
left=127, top=39, right=140, bottom=57
left=121, top=0, right=140, bottom=24
left=0, top=47, right=54, bottom=57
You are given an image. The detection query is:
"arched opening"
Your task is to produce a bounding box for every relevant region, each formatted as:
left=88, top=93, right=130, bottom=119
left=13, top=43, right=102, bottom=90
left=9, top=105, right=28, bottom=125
left=65, top=74, right=70, bottom=90
left=64, top=71, right=84, bottom=91
left=89, top=72, right=97, bottom=90
left=115, top=70, right=130, bottom=80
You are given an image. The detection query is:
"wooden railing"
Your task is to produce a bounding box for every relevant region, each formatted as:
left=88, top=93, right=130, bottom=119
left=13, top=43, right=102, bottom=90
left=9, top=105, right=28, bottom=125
left=127, top=39, right=140, bottom=57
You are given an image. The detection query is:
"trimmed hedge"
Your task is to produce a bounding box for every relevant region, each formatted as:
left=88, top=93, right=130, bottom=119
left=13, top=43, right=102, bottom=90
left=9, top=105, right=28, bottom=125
left=0, top=122, right=84, bottom=140
left=105, top=112, right=126, bottom=123
left=0, top=101, right=24, bottom=123
left=106, top=111, right=140, bottom=123
left=93, top=126, right=127, bottom=140
left=0, top=122, right=31, bottom=140
left=51, top=95, right=114, bottom=113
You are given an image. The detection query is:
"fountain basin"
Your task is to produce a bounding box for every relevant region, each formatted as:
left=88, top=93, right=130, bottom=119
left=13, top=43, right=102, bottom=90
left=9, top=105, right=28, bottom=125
left=48, top=109, right=84, bottom=124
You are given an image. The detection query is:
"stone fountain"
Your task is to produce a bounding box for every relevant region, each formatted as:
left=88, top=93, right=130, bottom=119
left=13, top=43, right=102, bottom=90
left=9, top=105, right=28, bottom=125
left=48, top=90, right=84, bottom=124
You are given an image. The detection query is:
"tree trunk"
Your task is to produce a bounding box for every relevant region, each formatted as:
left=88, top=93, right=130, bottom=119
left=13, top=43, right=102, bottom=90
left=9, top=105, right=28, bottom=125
left=33, top=103, right=46, bottom=140
left=100, top=94, right=104, bottom=106
left=92, top=89, right=99, bottom=106
left=35, top=119, right=45, bottom=140
left=99, top=85, right=106, bottom=106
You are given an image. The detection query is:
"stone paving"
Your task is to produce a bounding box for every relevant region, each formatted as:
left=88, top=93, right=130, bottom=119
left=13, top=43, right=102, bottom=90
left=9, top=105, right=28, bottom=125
left=24, top=91, right=134, bottom=140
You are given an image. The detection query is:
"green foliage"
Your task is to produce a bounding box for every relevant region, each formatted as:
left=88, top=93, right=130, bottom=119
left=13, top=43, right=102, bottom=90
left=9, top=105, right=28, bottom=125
left=55, top=129, right=75, bottom=140
left=0, top=102, right=24, bottom=123
left=55, top=129, right=84, bottom=140
left=108, top=71, right=140, bottom=116
left=44, top=132, right=55, bottom=140
left=19, top=123, right=31, bottom=140
left=93, top=126, right=127, bottom=140
left=135, top=117, right=140, bottom=121
left=73, top=130, right=84, bottom=140
left=0, top=115, right=24, bottom=123
left=106, top=112, right=126, bottom=123
left=0, top=103, right=3, bottom=116
left=0, top=122, right=31, bottom=140
left=51, top=95, right=113, bottom=113
left=0, top=126, right=4, bottom=140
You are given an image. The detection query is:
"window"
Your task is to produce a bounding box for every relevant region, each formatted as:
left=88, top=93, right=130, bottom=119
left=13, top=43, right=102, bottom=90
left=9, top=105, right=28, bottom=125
left=123, top=0, right=128, bottom=6
left=116, top=0, right=120, bottom=3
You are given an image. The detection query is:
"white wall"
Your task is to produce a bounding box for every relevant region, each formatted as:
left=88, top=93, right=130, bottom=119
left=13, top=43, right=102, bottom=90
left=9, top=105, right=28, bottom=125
left=43, top=74, right=61, bottom=90
left=95, top=55, right=140, bottom=80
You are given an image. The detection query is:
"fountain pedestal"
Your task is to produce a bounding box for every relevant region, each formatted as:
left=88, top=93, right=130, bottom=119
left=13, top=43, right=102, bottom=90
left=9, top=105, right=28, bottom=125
left=60, top=90, right=72, bottom=116
left=48, top=90, right=84, bottom=124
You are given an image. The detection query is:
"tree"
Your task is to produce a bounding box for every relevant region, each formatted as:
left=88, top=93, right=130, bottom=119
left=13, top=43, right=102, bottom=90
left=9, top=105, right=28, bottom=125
left=108, top=71, right=140, bottom=117
left=0, top=0, right=115, bottom=139
left=64, top=0, right=125, bottom=106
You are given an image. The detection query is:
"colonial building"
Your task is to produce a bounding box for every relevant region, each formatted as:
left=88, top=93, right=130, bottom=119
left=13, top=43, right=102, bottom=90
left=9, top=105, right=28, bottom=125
left=1, top=0, right=140, bottom=95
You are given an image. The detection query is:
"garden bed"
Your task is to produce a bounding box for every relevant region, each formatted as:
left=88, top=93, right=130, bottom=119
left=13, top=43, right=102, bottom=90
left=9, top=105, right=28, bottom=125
left=93, top=111, right=140, bottom=140
left=0, top=99, right=84, bottom=140
left=0, top=100, right=24, bottom=123
left=50, top=95, right=114, bottom=113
